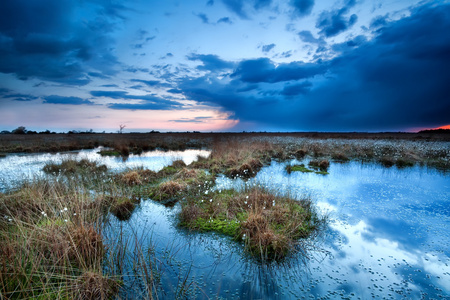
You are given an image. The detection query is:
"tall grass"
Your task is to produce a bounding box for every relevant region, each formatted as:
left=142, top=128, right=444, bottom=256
left=0, top=175, right=119, bottom=299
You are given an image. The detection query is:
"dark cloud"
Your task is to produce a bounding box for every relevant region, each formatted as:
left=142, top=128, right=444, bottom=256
left=107, top=101, right=181, bottom=110
left=44, top=95, right=94, bottom=105
left=0, top=0, right=122, bottom=84
left=88, top=72, right=110, bottom=79
left=316, top=0, right=358, bottom=37
left=370, top=15, right=389, bottom=29
left=90, top=89, right=183, bottom=110
left=90, top=91, right=128, bottom=99
left=217, top=17, right=233, bottom=24
left=261, top=43, right=276, bottom=53
left=331, top=35, right=367, bottom=53
left=279, top=51, right=293, bottom=58
left=124, top=67, right=150, bottom=73
left=195, top=13, right=210, bottom=24
left=221, top=0, right=247, bottom=19
left=253, top=0, right=272, bottom=10
left=298, top=30, right=325, bottom=46
left=178, top=3, right=450, bottom=131
left=130, top=79, right=171, bottom=88
left=187, top=54, right=235, bottom=71
left=290, top=0, right=315, bottom=18
left=280, top=82, right=312, bottom=96
left=3, top=93, right=39, bottom=102
left=167, top=89, right=182, bottom=94
left=231, top=58, right=327, bottom=83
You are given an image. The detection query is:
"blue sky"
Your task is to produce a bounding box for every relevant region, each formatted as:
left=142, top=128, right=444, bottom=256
left=0, top=0, right=449, bottom=132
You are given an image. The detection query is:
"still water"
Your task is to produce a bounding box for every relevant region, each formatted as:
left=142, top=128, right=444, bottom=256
left=0, top=147, right=209, bottom=192
left=1, top=150, right=449, bottom=299
left=106, top=159, right=450, bottom=299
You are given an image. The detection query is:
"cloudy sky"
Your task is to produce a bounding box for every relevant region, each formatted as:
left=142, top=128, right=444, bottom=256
left=1, top=0, right=449, bottom=132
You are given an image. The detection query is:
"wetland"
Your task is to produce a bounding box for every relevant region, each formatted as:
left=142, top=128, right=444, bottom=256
left=0, top=133, right=449, bottom=299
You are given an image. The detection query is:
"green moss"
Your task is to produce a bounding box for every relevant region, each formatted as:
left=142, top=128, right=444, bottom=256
left=98, top=150, right=121, bottom=156
left=193, top=217, right=240, bottom=237
left=314, top=171, right=329, bottom=175
left=285, top=164, right=314, bottom=173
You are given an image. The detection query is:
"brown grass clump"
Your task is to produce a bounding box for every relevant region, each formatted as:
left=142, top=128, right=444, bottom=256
left=69, top=224, right=105, bottom=267
left=179, top=186, right=324, bottom=261
left=111, top=198, right=135, bottom=221
left=150, top=180, right=187, bottom=202
left=241, top=212, right=289, bottom=260
left=120, top=171, right=142, bottom=185
left=171, top=159, right=187, bottom=169
left=75, top=271, right=121, bottom=300
left=159, top=181, right=186, bottom=196
left=174, top=168, right=201, bottom=180
left=380, top=156, right=395, bottom=167
left=308, top=159, right=330, bottom=171
left=43, top=159, right=107, bottom=175
left=331, top=152, right=349, bottom=161
left=294, top=149, right=307, bottom=159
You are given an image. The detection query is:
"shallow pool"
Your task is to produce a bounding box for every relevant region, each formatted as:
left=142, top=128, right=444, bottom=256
left=106, top=159, right=450, bottom=299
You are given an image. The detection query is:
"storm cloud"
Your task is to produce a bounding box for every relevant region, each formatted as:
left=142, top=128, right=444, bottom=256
left=0, top=0, right=122, bottom=84
left=178, top=3, right=450, bottom=131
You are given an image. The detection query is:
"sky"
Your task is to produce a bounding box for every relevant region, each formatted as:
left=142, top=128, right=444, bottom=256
left=0, top=0, right=449, bottom=133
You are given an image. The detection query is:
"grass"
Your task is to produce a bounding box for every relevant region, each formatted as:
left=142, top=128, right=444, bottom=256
left=0, top=176, right=121, bottom=299
left=42, top=158, right=107, bottom=175
left=1, top=132, right=449, bottom=170
left=178, top=186, right=325, bottom=261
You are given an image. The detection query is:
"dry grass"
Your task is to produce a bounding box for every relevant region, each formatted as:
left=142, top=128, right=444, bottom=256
left=0, top=173, right=122, bottom=299
left=179, top=186, right=324, bottom=261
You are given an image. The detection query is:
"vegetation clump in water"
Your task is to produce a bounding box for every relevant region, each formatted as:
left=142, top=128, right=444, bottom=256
left=179, top=186, right=324, bottom=261
left=285, top=163, right=329, bottom=175
left=43, top=158, right=107, bottom=175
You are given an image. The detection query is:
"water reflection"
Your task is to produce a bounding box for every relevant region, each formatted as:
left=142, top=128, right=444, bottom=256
left=211, top=160, right=450, bottom=298
left=1, top=150, right=449, bottom=298
left=0, top=148, right=210, bottom=192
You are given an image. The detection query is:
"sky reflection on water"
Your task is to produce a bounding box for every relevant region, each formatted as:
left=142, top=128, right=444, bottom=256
left=1, top=150, right=449, bottom=298
left=213, top=161, right=450, bottom=299
left=0, top=148, right=210, bottom=192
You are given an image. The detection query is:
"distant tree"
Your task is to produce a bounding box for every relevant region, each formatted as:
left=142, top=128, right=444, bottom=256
left=119, top=124, right=126, bottom=134
left=1, top=130, right=11, bottom=134
left=12, top=126, right=27, bottom=134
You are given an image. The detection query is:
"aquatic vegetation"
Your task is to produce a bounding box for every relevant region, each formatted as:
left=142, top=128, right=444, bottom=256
left=43, top=159, right=107, bottom=175
left=286, top=164, right=314, bottom=173
left=179, top=186, right=324, bottom=261
left=395, top=158, right=414, bottom=168
left=308, top=159, right=330, bottom=171
left=331, top=152, right=349, bottom=161
left=285, top=164, right=329, bottom=175
left=110, top=197, right=136, bottom=221
left=379, top=156, right=395, bottom=167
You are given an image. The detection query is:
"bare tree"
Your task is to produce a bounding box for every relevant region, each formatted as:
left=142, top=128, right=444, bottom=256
left=119, top=124, right=126, bottom=134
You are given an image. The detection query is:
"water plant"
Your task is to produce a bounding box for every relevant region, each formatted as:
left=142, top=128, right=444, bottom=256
left=178, top=186, right=324, bottom=261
